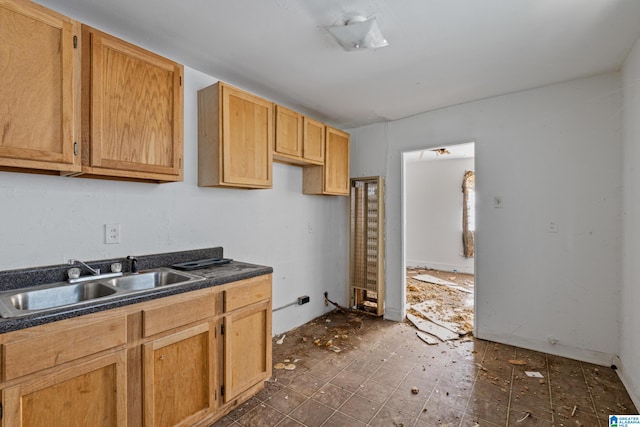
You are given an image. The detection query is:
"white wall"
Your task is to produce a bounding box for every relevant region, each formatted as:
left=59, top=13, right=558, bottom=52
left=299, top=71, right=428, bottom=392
left=0, top=65, right=349, bottom=335
left=405, top=157, right=475, bottom=274
left=621, top=36, right=640, bottom=407
left=351, top=72, right=623, bottom=365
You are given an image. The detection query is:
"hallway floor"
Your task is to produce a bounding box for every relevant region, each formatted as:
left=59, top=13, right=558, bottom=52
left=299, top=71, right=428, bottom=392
left=211, top=311, right=637, bottom=427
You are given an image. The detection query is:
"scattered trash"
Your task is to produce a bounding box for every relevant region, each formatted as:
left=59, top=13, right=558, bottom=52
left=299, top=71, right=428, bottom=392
left=508, top=359, right=527, bottom=366
left=516, top=412, right=531, bottom=423
left=411, top=386, right=420, bottom=395
left=571, top=405, right=577, bottom=417
left=413, top=274, right=474, bottom=294
left=313, top=339, right=321, bottom=346
left=325, top=319, right=332, bottom=323
left=284, top=363, right=296, bottom=370
left=276, top=334, right=286, bottom=345
left=525, top=371, right=544, bottom=378
left=411, top=302, right=465, bottom=334
left=539, top=379, right=546, bottom=384
left=274, top=363, right=285, bottom=370
left=407, top=313, right=459, bottom=341
left=416, top=331, right=438, bottom=345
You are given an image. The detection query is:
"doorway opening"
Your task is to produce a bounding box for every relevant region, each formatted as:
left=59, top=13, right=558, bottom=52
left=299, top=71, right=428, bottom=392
left=402, top=142, right=475, bottom=339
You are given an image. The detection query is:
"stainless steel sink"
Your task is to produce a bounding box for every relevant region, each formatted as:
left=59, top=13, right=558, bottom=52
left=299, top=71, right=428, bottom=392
left=0, top=268, right=204, bottom=318
left=8, top=282, right=117, bottom=311
left=103, top=270, right=199, bottom=291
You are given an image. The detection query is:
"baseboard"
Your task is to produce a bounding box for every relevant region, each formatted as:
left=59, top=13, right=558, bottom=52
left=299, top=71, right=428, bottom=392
left=406, top=260, right=474, bottom=275
left=477, top=331, right=617, bottom=367
left=613, top=355, right=640, bottom=410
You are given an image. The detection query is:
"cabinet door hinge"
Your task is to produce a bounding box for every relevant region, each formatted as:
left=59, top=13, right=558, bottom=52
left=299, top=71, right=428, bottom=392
left=73, top=142, right=78, bottom=156
left=73, top=35, right=78, bottom=49
left=221, top=385, right=225, bottom=397
left=221, top=324, right=225, bottom=335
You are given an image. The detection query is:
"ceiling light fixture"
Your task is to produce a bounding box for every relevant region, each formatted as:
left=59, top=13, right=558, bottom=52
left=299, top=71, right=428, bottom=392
left=325, top=16, right=388, bottom=51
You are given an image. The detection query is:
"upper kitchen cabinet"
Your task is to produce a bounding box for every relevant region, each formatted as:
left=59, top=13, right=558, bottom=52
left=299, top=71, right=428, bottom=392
left=0, top=0, right=81, bottom=175
left=302, top=117, right=325, bottom=165
left=303, top=126, right=350, bottom=196
left=273, top=105, right=303, bottom=164
left=198, top=82, right=272, bottom=189
left=273, top=105, right=325, bottom=166
left=81, top=25, right=184, bottom=183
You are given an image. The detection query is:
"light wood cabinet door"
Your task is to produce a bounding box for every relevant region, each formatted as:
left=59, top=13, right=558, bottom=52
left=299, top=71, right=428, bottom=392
left=143, top=323, right=216, bottom=427
left=303, top=126, right=350, bottom=195
left=274, top=105, right=303, bottom=160
left=198, top=82, right=272, bottom=188
left=324, top=126, right=350, bottom=194
left=81, top=25, right=184, bottom=182
left=303, top=117, right=325, bottom=165
left=0, top=0, right=80, bottom=174
left=2, top=351, right=127, bottom=427
left=223, top=300, right=272, bottom=403
left=273, top=107, right=325, bottom=167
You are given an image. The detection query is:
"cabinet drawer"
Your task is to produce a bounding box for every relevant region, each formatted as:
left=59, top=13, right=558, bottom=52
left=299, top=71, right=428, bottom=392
left=142, top=293, right=217, bottom=337
left=2, top=316, right=126, bottom=381
left=223, top=275, right=271, bottom=313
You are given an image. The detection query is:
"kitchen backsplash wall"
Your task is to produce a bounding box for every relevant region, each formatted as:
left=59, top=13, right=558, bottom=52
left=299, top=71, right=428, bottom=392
left=0, top=66, right=349, bottom=334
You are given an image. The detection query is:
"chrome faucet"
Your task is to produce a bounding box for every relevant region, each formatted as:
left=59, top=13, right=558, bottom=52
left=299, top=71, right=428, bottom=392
left=67, top=259, right=100, bottom=275
left=66, top=259, right=123, bottom=283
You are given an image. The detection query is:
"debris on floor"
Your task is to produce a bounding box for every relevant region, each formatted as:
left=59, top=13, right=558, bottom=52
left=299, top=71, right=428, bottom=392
left=275, top=334, right=286, bottom=344
left=272, top=310, right=367, bottom=364
left=508, top=359, right=527, bottom=366
left=525, top=371, right=544, bottom=378
left=411, top=300, right=470, bottom=335
left=416, top=331, right=438, bottom=345
left=413, top=273, right=474, bottom=294
left=406, top=267, right=474, bottom=345
left=406, top=313, right=459, bottom=341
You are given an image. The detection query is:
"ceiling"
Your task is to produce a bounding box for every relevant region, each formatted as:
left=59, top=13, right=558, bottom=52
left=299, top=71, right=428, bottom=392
left=36, top=0, right=640, bottom=129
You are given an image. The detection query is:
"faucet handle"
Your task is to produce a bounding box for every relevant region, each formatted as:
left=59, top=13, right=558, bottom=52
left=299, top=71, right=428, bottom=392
left=67, top=267, right=81, bottom=279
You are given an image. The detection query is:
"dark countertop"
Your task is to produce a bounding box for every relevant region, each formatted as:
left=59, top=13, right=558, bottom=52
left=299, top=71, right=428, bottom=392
left=0, top=247, right=272, bottom=334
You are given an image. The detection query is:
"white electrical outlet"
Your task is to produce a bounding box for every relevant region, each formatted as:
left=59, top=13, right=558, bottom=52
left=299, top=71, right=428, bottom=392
left=105, top=223, right=121, bottom=244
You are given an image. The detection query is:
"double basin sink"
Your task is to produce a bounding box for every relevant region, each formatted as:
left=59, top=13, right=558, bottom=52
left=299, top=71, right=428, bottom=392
left=0, top=268, right=205, bottom=318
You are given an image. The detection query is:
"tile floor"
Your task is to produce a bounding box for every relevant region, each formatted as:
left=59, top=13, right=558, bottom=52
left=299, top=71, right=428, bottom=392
left=211, top=312, right=637, bottom=427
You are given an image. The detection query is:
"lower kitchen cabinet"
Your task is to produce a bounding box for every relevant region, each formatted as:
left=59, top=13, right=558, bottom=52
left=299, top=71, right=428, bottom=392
left=224, top=300, right=271, bottom=402
left=0, top=273, right=272, bottom=427
left=143, top=323, right=216, bottom=427
left=2, top=351, right=127, bottom=427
